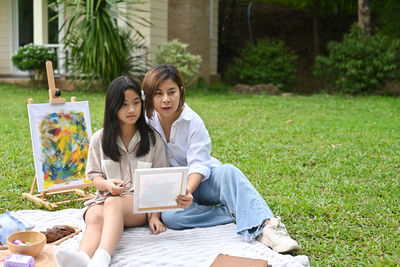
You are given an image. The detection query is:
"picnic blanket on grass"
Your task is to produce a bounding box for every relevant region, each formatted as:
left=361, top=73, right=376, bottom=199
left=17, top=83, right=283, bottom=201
left=12, top=209, right=309, bottom=267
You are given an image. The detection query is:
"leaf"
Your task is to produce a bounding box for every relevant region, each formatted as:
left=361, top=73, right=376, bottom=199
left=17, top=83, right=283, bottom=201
left=57, top=0, right=149, bottom=90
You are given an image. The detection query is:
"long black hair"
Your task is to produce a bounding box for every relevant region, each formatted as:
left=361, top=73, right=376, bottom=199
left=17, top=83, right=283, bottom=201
left=102, top=76, right=155, bottom=161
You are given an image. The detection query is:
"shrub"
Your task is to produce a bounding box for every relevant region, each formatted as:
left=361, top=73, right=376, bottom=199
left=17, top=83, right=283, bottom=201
left=11, top=44, right=56, bottom=72
left=225, top=39, right=297, bottom=91
left=314, top=24, right=400, bottom=94
left=375, top=0, right=400, bottom=38
left=61, top=0, right=147, bottom=90
left=154, top=39, right=202, bottom=86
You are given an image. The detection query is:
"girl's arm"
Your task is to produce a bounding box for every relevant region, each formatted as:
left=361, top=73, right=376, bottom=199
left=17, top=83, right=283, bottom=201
left=145, top=132, right=169, bottom=232
left=152, top=131, right=169, bottom=168
left=148, top=212, right=166, bottom=235
left=87, top=130, right=125, bottom=196
left=93, top=176, right=125, bottom=196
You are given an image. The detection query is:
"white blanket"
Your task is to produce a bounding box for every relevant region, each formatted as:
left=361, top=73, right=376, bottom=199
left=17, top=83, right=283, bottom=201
left=13, top=209, right=309, bottom=267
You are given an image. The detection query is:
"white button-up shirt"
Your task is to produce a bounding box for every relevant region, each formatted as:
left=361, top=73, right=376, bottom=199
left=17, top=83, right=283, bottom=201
left=147, top=104, right=221, bottom=181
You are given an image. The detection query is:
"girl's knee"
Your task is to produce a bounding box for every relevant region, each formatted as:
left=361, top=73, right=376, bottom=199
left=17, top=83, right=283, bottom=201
left=104, top=196, right=123, bottom=209
left=85, top=210, right=103, bottom=227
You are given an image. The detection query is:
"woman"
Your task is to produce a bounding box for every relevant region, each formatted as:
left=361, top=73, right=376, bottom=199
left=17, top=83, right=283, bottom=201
left=142, top=64, right=300, bottom=253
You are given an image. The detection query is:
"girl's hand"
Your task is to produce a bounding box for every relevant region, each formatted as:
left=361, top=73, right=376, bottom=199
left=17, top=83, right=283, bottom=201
left=107, top=179, right=126, bottom=196
left=149, top=215, right=166, bottom=235
left=176, top=189, right=193, bottom=209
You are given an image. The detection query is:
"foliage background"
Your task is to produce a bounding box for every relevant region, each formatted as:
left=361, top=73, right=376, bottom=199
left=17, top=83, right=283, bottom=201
left=58, top=0, right=147, bottom=90
left=218, top=0, right=400, bottom=93
left=12, top=45, right=56, bottom=72
left=154, top=39, right=202, bottom=86
left=225, top=39, right=297, bottom=90
left=314, top=24, right=400, bottom=94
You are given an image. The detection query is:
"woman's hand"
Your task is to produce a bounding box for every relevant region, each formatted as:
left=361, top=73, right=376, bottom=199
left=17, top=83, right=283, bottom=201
left=106, top=179, right=126, bottom=196
left=148, top=214, right=166, bottom=235
left=176, top=189, right=193, bottom=209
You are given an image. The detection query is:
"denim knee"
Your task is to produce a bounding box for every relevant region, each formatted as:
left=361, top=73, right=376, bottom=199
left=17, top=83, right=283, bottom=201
left=161, top=211, right=185, bottom=230
left=216, top=164, right=245, bottom=184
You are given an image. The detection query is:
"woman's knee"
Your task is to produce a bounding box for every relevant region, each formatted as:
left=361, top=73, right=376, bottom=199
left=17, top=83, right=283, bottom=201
left=161, top=211, right=184, bottom=230
left=220, top=164, right=237, bottom=174
left=217, top=164, right=244, bottom=182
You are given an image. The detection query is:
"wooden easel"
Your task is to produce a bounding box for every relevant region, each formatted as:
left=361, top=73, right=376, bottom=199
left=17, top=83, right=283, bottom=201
left=22, top=61, right=94, bottom=210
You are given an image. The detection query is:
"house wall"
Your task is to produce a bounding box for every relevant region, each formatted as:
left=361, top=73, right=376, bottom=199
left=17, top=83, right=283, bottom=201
left=33, top=0, right=48, bottom=45
left=209, top=0, right=219, bottom=81
left=168, top=0, right=219, bottom=82
left=130, top=0, right=168, bottom=66
left=0, top=0, right=219, bottom=79
left=0, top=0, right=10, bottom=75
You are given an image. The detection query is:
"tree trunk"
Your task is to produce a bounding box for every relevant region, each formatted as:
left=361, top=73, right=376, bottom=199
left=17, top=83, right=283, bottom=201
left=358, top=0, right=371, bottom=35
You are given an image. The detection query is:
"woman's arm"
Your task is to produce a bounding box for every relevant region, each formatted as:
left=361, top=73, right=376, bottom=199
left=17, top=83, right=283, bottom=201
left=186, top=173, right=202, bottom=193
left=185, top=118, right=215, bottom=182
left=176, top=172, right=201, bottom=209
left=174, top=115, right=215, bottom=208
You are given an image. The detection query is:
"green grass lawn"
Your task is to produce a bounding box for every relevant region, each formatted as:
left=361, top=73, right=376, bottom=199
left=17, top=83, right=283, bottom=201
left=0, top=83, right=399, bottom=266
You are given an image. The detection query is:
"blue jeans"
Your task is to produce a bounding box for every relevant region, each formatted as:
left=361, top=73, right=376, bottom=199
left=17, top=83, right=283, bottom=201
left=161, top=164, right=274, bottom=239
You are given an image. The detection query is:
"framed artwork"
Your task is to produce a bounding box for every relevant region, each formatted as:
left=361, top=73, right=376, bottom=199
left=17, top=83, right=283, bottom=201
left=27, top=101, right=92, bottom=192
left=133, top=167, right=189, bottom=213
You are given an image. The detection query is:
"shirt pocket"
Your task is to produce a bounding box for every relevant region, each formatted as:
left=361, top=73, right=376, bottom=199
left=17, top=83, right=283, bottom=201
left=102, top=159, right=122, bottom=180
left=137, top=161, right=152, bottom=169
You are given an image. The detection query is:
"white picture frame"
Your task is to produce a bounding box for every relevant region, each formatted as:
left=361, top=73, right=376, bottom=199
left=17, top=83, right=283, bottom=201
left=133, top=167, right=189, bottom=213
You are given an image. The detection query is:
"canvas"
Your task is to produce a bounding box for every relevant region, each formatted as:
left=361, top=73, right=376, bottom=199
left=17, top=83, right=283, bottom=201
left=27, top=101, right=92, bottom=192
left=133, top=167, right=188, bottom=213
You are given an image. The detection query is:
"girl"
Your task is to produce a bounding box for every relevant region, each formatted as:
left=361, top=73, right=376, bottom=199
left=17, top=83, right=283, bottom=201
left=142, top=64, right=300, bottom=254
left=56, top=76, right=169, bottom=267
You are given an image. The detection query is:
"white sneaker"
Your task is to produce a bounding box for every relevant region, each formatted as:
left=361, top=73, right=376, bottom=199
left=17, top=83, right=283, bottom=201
left=257, top=216, right=300, bottom=253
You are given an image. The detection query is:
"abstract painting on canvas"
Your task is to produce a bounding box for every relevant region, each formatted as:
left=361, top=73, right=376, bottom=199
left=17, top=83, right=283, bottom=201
left=27, top=101, right=92, bottom=192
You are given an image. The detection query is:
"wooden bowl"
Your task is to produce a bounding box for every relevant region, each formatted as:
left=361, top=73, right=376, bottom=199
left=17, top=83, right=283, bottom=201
left=6, top=231, right=46, bottom=257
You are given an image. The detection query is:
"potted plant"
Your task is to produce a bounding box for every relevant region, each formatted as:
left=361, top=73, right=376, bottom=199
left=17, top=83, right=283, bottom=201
left=11, top=44, right=57, bottom=84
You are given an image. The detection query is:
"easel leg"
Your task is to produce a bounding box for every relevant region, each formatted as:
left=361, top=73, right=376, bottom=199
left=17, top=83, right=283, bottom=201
left=30, top=176, right=37, bottom=195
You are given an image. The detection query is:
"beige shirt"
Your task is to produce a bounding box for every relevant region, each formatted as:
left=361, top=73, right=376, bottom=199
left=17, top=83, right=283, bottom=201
left=85, top=128, right=169, bottom=207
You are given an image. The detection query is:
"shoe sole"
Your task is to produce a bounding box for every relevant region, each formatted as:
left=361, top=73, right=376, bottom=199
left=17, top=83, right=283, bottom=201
left=274, top=244, right=301, bottom=253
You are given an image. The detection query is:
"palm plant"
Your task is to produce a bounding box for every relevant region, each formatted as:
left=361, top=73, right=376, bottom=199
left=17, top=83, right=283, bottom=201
left=58, top=0, right=148, bottom=90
